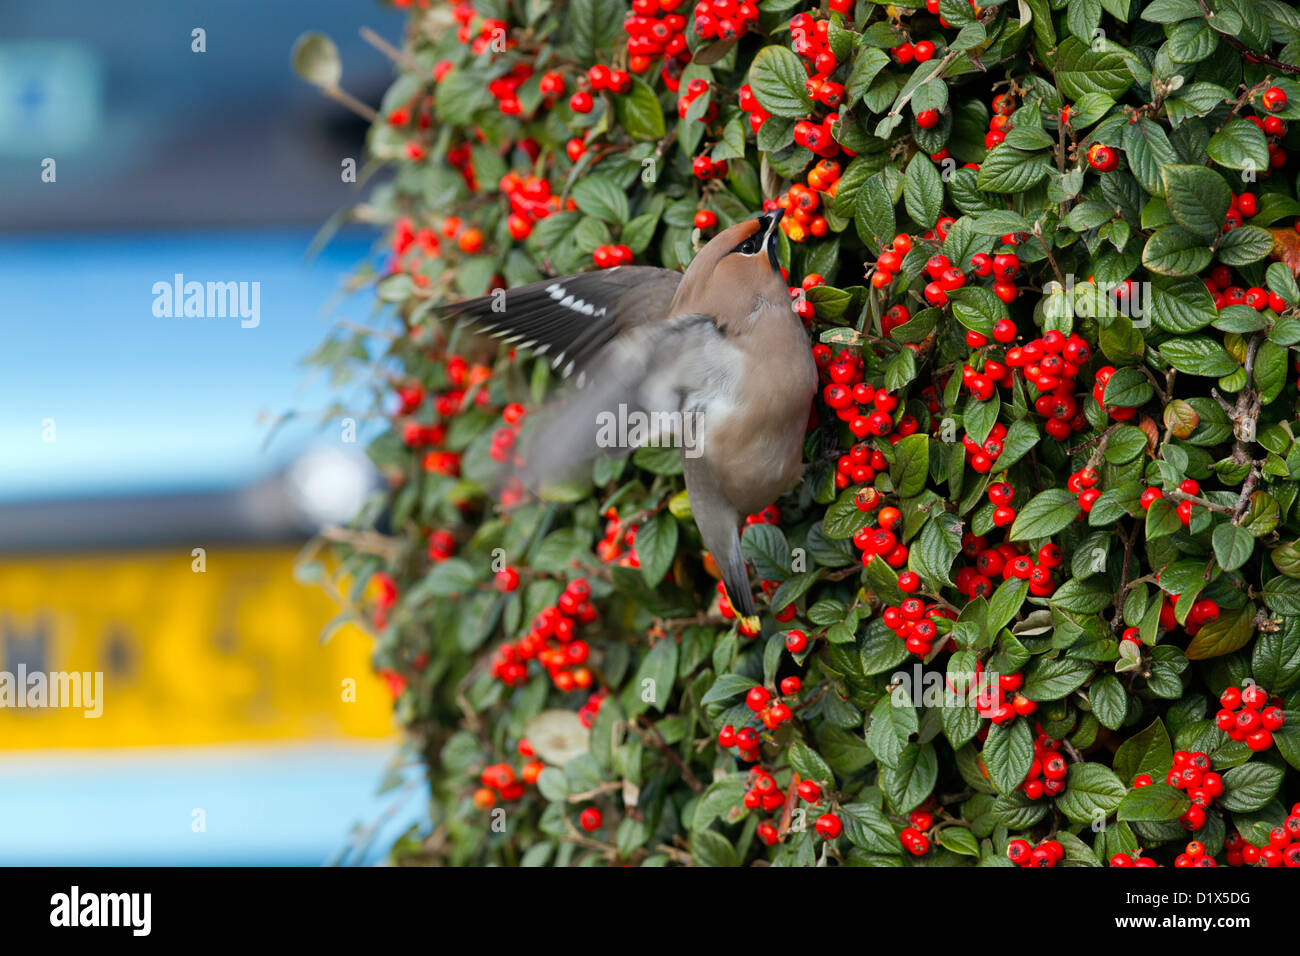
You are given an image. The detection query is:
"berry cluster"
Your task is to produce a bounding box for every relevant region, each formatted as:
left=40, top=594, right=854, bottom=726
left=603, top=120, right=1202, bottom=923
left=817, top=355, right=923, bottom=488
left=692, top=0, right=759, bottom=43
left=774, top=164, right=841, bottom=243
left=472, top=753, right=546, bottom=810
left=1173, top=840, right=1218, bottom=867
left=745, top=683, right=795, bottom=730
left=1000, top=331, right=1093, bottom=439
left=1151, top=749, right=1223, bottom=831
left=676, top=78, right=716, bottom=125
left=899, top=809, right=933, bottom=856
left=487, top=64, right=537, bottom=117
left=691, top=153, right=729, bottom=180
left=881, top=597, right=953, bottom=658
left=437, top=214, right=485, bottom=255
left=1007, top=835, right=1066, bottom=867
left=975, top=669, right=1036, bottom=724
left=1204, top=264, right=1288, bottom=313
left=1225, top=806, right=1300, bottom=867
left=1215, top=683, right=1286, bottom=752
left=489, top=578, right=598, bottom=690
left=623, top=0, right=690, bottom=76
left=596, top=507, right=640, bottom=566
left=1256, top=88, right=1290, bottom=170
left=869, top=232, right=915, bottom=293
left=368, top=572, right=400, bottom=631
left=982, top=91, right=1016, bottom=149
left=957, top=535, right=1060, bottom=599
left=592, top=243, right=635, bottom=269
left=1018, top=731, right=1068, bottom=801
left=853, top=501, right=911, bottom=570
left=737, top=83, right=771, bottom=136
left=488, top=402, right=526, bottom=463
left=1107, top=850, right=1159, bottom=867
left=919, top=244, right=977, bottom=306
left=500, top=171, right=565, bottom=242
left=959, top=421, right=1009, bottom=473
left=577, top=688, right=609, bottom=729
left=742, top=765, right=789, bottom=816
left=789, top=13, right=840, bottom=88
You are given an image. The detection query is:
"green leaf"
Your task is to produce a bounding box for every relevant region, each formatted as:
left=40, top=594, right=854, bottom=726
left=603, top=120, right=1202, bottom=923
left=1090, top=674, right=1129, bottom=730
left=569, top=0, right=624, bottom=60
left=1143, top=225, right=1214, bottom=276
left=987, top=577, right=1030, bottom=632
left=891, top=433, right=930, bottom=498
left=1186, top=601, right=1257, bottom=660
left=1114, top=718, right=1174, bottom=783
left=1212, top=522, right=1255, bottom=572
left=904, top=154, right=943, bottom=229
left=741, top=522, right=791, bottom=581
left=614, top=77, right=666, bottom=140
left=1159, top=336, right=1239, bottom=376
left=823, top=485, right=873, bottom=540
left=788, top=741, right=835, bottom=788
left=1055, top=37, right=1133, bottom=99
left=845, top=48, right=890, bottom=107
left=948, top=285, right=1007, bottom=337
left=1219, top=763, right=1285, bottom=812
left=1150, top=277, right=1217, bottom=333
left=983, top=719, right=1034, bottom=794
left=1009, top=488, right=1082, bottom=541
left=635, top=512, right=678, bottom=587
left=572, top=175, right=629, bottom=224
left=1207, top=119, right=1270, bottom=172
left=839, top=802, right=900, bottom=854
left=1116, top=783, right=1190, bottom=822
left=937, top=826, right=981, bottom=857
left=879, top=742, right=938, bottom=813
left=910, top=512, right=963, bottom=590
left=1022, top=656, right=1095, bottom=701
left=749, top=45, right=813, bottom=118
left=1217, top=226, right=1273, bottom=267
left=976, top=145, right=1050, bottom=193
left=690, top=827, right=739, bottom=866
left=1161, top=164, right=1231, bottom=238
left=1056, top=763, right=1126, bottom=824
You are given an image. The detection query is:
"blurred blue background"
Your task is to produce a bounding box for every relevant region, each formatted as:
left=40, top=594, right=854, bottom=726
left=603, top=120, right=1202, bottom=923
left=0, top=1, right=425, bottom=864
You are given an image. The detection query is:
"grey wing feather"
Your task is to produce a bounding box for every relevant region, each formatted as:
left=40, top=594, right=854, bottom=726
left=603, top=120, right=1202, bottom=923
left=436, top=266, right=681, bottom=379
left=517, top=313, right=722, bottom=490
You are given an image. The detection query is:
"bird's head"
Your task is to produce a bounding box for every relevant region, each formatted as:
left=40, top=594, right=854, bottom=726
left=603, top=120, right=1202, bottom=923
left=671, top=209, right=792, bottom=331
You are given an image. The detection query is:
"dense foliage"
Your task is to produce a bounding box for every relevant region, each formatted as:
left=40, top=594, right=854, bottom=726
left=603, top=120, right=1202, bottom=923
left=296, top=0, right=1300, bottom=866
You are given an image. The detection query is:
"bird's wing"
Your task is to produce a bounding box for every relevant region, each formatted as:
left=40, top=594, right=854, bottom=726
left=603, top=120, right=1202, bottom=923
left=515, top=311, right=729, bottom=488
left=437, top=266, right=682, bottom=380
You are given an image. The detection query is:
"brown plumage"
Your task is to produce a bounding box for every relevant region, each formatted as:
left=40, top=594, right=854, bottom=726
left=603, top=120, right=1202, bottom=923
left=439, top=210, right=816, bottom=627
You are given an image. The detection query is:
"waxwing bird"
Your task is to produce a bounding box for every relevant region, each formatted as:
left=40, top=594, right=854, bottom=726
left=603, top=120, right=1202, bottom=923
left=439, top=210, right=817, bottom=628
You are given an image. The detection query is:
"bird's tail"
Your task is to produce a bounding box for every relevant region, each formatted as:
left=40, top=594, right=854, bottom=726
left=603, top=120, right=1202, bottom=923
left=683, top=456, right=759, bottom=632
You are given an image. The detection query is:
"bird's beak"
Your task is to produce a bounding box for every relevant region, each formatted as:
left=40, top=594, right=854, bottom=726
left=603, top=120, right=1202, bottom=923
left=758, top=208, right=783, bottom=273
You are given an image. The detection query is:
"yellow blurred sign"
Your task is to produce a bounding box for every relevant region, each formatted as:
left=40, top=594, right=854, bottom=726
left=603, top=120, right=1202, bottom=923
left=0, top=547, right=394, bottom=748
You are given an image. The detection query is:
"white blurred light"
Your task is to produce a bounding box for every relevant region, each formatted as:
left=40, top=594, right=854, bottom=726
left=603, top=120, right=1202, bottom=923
left=284, top=445, right=374, bottom=528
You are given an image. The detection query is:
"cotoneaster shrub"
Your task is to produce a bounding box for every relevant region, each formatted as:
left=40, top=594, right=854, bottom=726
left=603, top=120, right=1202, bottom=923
left=296, top=0, right=1300, bottom=867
